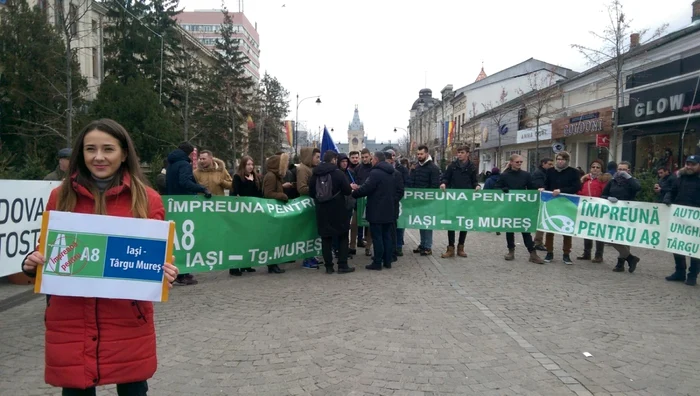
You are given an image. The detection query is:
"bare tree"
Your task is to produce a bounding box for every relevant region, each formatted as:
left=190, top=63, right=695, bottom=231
left=516, top=69, right=562, bottom=164
left=482, top=87, right=512, bottom=166
left=572, top=0, right=667, bottom=161
left=464, top=102, right=481, bottom=152
left=52, top=0, right=93, bottom=145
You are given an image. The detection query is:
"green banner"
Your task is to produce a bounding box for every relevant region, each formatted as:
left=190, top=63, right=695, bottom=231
left=358, top=188, right=539, bottom=232
left=164, top=196, right=321, bottom=273
left=536, top=191, right=700, bottom=258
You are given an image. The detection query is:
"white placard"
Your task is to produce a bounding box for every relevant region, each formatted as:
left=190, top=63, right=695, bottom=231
left=0, top=180, right=59, bottom=277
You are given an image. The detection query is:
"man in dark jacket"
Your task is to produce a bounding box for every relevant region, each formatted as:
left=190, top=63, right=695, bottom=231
left=351, top=152, right=396, bottom=270
left=601, top=161, right=642, bottom=273
left=309, top=151, right=355, bottom=274
left=542, top=151, right=581, bottom=265
left=654, top=167, right=674, bottom=203
left=410, top=145, right=441, bottom=256
left=531, top=157, right=553, bottom=251
left=44, top=148, right=71, bottom=181
left=337, top=153, right=358, bottom=255
left=166, top=142, right=211, bottom=286
left=355, top=149, right=374, bottom=253
left=385, top=150, right=405, bottom=261
left=663, top=155, right=700, bottom=285
left=439, top=146, right=480, bottom=258
left=495, top=154, right=544, bottom=264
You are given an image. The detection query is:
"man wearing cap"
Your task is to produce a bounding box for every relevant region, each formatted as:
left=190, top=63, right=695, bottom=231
left=664, top=154, right=700, bottom=286
left=44, top=148, right=72, bottom=181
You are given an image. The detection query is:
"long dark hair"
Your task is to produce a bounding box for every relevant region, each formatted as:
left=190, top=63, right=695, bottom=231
left=56, top=119, right=150, bottom=218
left=237, top=155, right=261, bottom=190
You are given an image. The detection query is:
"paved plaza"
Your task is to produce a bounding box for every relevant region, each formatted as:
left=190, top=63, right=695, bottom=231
left=1, top=230, right=699, bottom=396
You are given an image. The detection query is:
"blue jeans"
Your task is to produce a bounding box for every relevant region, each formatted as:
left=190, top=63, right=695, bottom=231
left=419, top=229, right=433, bottom=249
left=396, top=228, right=405, bottom=249
left=369, top=223, right=393, bottom=266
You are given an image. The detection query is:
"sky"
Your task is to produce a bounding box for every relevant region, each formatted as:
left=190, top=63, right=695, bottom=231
left=180, top=0, right=695, bottom=146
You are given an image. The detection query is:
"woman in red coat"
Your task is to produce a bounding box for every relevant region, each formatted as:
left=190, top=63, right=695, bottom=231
left=21, top=119, right=179, bottom=396
left=576, top=159, right=611, bottom=263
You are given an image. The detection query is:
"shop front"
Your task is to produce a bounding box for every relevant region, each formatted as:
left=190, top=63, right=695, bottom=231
left=618, top=76, right=700, bottom=173
left=513, top=124, right=553, bottom=172
left=551, top=106, right=614, bottom=169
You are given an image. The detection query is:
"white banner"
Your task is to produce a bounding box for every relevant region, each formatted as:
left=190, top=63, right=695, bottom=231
left=0, top=180, right=58, bottom=277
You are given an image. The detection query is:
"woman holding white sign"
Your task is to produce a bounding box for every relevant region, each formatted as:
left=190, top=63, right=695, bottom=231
left=21, top=119, right=179, bottom=395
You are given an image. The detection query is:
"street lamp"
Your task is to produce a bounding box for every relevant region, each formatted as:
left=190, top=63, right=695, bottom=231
left=295, top=94, right=321, bottom=156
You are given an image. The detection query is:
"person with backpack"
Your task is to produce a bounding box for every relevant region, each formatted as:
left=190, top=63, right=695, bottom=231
left=309, top=151, right=355, bottom=274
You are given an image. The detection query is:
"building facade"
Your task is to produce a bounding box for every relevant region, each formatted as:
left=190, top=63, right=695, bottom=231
left=176, top=10, right=261, bottom=82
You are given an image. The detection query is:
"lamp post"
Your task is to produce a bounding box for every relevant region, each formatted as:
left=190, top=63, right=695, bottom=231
left=295, top=94, right=321, bottom=157
left=393, top=126, right=409, bottom=156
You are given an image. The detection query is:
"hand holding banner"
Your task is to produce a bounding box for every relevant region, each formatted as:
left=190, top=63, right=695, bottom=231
left=35, top=211, right=175, bottom=302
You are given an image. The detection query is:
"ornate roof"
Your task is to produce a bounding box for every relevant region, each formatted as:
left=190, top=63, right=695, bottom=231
left=410, top=88, right=440, bottom=111
left=348, top=105, right=364, bottom=131
left=475, top=66, right=487, bottom=82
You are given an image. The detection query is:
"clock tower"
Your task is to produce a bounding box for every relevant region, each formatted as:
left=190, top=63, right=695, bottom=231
left=348, top=105, right=365, bottom=152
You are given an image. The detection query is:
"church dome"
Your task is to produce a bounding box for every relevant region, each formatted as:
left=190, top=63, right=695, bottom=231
left=411, top=88, right=440, bottom=111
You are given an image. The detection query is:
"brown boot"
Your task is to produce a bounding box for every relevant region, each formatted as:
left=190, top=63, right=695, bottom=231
left=529, top=251, right=544, bottom=264
left=457, top=244, right=467, bottom=257
left=441, top=246, right=455, bottom=258
left=504, top=249, right=515, bottom=261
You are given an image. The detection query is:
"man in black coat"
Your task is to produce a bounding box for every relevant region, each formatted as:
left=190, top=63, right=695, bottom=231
left=495, top=154, right=544, bottom=264
left=531, top=157, right=553, bottom=251
left=410, top=145, right=441, bottom=256
left=541, top=151, right=581, bottom=265
left=439, top=146, right=480, bottom=258
left=663, top=155, right=700, bottom=286
left=351, top=152, right=396, bottom=271
left=355, top=148, right=374, bottom=253
left=654, top=167, right=674, bottom=203
left=309, top=151, right=355, bottom=274
left=601, top=161, right=642, bottom=273
left=385, top=150, right=405, bottom=262
left=165, top=142, right=211, bottom=286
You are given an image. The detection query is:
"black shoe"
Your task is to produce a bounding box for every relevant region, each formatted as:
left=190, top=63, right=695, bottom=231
left=544, top=253, right=553, bottom=263
left=268, top=265, right=285, bottom=274
left=666, top=272, right=686, bottom=282
left=365, top=264, right=382, bottom=271
left=396, top=249, right=404, bottom=257
left=576, top=252, right=591, bottom=260
left=535, top=244, right=547, bottom=252
left=229, top=268, right=242, bottom=276
left=686, top=277, right=697, bottom=286
left=613, top=258, right=625, bottom=272
left=325, top=266, right=335, bottom=274
left=357, top=241, right=366, bottom=248
left=563, top=254, right=573, bottom=265
left=242, top=268, right=256, bottom=273
left=349, top=249, right=357, bottom=255
left=338, top=266, right=355, bottom=274
left=626, top=255, right=639, bottom=273
left=420, top=249, right=432, bottom=256
left=383, top=263, right=392, bottom=269
left=413, top=246, right=423, bottom=254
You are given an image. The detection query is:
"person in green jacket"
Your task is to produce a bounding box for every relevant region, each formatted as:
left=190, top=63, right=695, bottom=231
left=43, top=148, right=71, bottom=181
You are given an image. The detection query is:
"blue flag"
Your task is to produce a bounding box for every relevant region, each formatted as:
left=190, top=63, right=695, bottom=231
left=321, top=125, right=338, bottom=155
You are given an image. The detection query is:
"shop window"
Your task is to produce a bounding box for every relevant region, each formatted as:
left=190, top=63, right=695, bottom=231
left=586, top=143, right=609, bottom=170
left=527, top=148, right=553, bottom=173
left=518, top=107, right=528, bottom=130
left=634, top=131, right=698, bottom=173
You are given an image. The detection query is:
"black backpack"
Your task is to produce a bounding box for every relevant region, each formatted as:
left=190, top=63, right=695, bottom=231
left=315, top=173, right=336, bottom=203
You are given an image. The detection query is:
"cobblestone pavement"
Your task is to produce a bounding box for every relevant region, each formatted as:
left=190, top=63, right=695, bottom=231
left=1, top=230, right=698, bottom=396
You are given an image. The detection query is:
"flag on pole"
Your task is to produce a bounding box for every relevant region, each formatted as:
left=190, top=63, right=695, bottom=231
left=284, top=120, right=294, bottom=146
left=321, top=125, right=338, bottom=155
left=443, top=121, right=455, bottom=146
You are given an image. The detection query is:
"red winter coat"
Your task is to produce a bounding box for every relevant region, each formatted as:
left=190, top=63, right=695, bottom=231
left=577, top=173, right=611, bottom=198
left=41, top=173, right=164, bottom=389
